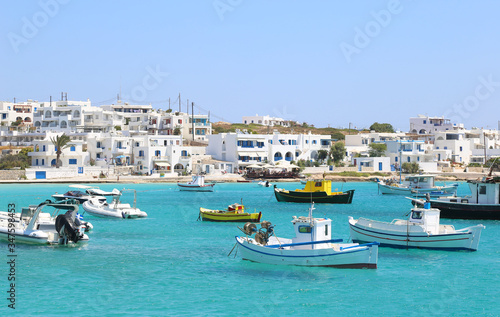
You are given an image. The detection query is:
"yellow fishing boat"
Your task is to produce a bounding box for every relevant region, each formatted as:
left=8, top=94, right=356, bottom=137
left=199, top=203, right=262, bottom=222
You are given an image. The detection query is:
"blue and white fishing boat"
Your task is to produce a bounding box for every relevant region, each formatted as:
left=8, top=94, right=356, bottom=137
left=377, top=174, right=458, bottom=196
left=234, top=204, right=379, bottom=268
left=348, top=202, right=485, bottom=251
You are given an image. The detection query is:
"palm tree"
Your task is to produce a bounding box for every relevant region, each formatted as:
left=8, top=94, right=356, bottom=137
left=50, top=134, right=72, bottom=168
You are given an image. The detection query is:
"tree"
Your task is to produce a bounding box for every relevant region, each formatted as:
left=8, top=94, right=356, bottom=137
left=50, top=134, right=72, bottom=168
left=317, top=150, right=329, bottom=163
left=402, top=162, right=420, bottom=174
left=368, top=143, right=387, bottom=157
left=330, top=142, right=345, bottom=163
left=173, top=126, right=182, bottom=135
left=369, top=122, right=395, bottom=133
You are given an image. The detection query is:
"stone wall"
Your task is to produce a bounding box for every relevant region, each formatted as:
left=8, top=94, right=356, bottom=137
left=0, top=170, right=26, bottom=180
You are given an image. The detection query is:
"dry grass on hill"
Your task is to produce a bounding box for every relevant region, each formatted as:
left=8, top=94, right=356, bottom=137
left=212, top=122, right=356, bottom=139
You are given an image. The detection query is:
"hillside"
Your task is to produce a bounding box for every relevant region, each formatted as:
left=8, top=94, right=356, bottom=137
left=212, top=122, right=358, bottom=140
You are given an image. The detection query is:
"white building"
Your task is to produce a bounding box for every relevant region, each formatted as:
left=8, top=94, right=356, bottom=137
left=385, top=140, right=436, bottom=172
left=242, top=114, right=290, bottom=127
left=29, top=132, right=90, bottom=168
left=0, top=100, right=40, bottom=133
left=207, top=131, right=332, bottom=169
left=352, top=157, right=391, bottom=172
left=409, top=115, right=464, bottom=136
left=33, top=99, right=93, bottom=133
left=433, top=131, right=471, bottom=164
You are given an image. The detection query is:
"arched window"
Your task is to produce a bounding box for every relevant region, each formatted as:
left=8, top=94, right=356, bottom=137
left=274, top=152, right=282, bottom=161
left=285, top=152, right=293, bottom=161
left=24, top=117, right=31, bottom=122
left=45, top=111, right=52, bottom=118
left=419, top=129, right=426, bottom=134
left=60, top=121, right=68, bottom=128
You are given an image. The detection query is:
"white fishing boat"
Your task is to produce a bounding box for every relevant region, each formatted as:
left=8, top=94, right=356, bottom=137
left=348, top=202, right=485, bottom=251
left=376, top=174, right=458, bottom=196
left=81, top=189, right=147, bottom=219
left=0, top=200, right=89, bottom=245
left=234, top=204, right=379, bottom=268
left=177, top=175, right=215, bottom=192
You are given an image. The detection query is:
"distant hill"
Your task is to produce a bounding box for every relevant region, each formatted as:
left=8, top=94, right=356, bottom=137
left=212, top=122, right=357, bottom=140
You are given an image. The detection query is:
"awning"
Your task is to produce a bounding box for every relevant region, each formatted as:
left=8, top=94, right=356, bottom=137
left=155, top=162, right=170, bottom=167
left=116, top=155, right=128, bottom=158
left=240, top=152, right=264, bottom=157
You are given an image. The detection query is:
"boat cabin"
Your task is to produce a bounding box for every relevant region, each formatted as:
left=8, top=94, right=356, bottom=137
left=403, top=175, right=436, bottom=189
left=467, top=177, right=500, bottom=205
left=410, top=203, right=440, bottom=234
left=290, top=216, right=331, bottom=249
left=297, top=180, right=335, bottom=194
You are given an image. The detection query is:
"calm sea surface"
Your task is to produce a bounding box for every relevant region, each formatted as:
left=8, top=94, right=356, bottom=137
left=1, top=181, right=499, bottom=316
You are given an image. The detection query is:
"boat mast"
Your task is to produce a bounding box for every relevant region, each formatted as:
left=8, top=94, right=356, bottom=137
left=399, top=139, right=402, bottom=184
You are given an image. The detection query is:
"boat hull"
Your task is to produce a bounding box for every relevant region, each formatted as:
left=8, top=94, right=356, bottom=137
left=200, top=210, right=262, bottom=222
left=82, top=201, right=147, bottom=219
left=274, top=188, right=354, bottom=203
left=414, top=199, right=500, bottom=220
left=178, top=184, right=215, bottom=192
left=235, top=236, right=378, bottom=268
left=348, top=218, right=484, bottom=251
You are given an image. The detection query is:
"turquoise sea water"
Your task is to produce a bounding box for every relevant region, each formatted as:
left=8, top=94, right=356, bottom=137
left=1, top=181, right=499, bottom=316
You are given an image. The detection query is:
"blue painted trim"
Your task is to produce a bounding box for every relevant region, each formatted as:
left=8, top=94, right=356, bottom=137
left=266, top=238, right=343, bottom=249
left=340, top=241, right=379, bottom=251
left=350, top=223, right=471, bottom=238
left=351, top=240, right=474, bottom=251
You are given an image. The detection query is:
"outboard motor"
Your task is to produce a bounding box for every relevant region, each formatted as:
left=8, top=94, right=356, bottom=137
left=55, top=211, right=81, bottom=244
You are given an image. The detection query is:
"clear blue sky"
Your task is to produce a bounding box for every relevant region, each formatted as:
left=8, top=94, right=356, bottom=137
left=2, top=1, right=500, bottom=131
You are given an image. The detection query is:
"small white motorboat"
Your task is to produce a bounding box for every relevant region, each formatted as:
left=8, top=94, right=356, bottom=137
left=0, top=199, right=93, bottom=232
left=0, top=200, right=89, bottom=245
left=178, top=175, right=215, bottom=192
left=348, top=202, right=485, bottom=251
left=82, top=189, right=147, bottom=219
left=52, top=185, right=108, bottom=204
left=234, top=204, right=379, bottom=268
left=257, top=180, right=272, bottom=187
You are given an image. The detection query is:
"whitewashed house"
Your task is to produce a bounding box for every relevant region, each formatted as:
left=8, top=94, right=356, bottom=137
left=242, top=114, right=290, bottom=127
left=28, top=132, right=90, bottom=170
left=433, top=131, right=471, bottom=164
left=207, top=131, right=332, bottom=169
left=385, top=140, right=437, bottom=172
left=409, top=114, right=464, bottom=136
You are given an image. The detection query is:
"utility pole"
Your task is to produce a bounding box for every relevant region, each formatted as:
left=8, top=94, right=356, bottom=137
left=192, top=102, right=195, bottom=141
left=178, top=93, right=181, bottom=112
left=168, top=97, right=171, bottom=110
left=484, top=130, right=487, bottom=165
left=187, top=99, right=189, bottom=114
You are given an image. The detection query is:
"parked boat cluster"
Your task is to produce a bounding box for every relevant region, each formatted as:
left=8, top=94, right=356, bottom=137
left=1, top=173, right=496, bottom=270
left=226, top=176, right=492, bottom=269
left=0, top=184, right=147, bottom=246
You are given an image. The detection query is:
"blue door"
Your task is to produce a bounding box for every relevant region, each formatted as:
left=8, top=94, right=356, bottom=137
left=35, top=171, right=46, bottom=179
left=379, top=162, right=383, bottom=171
